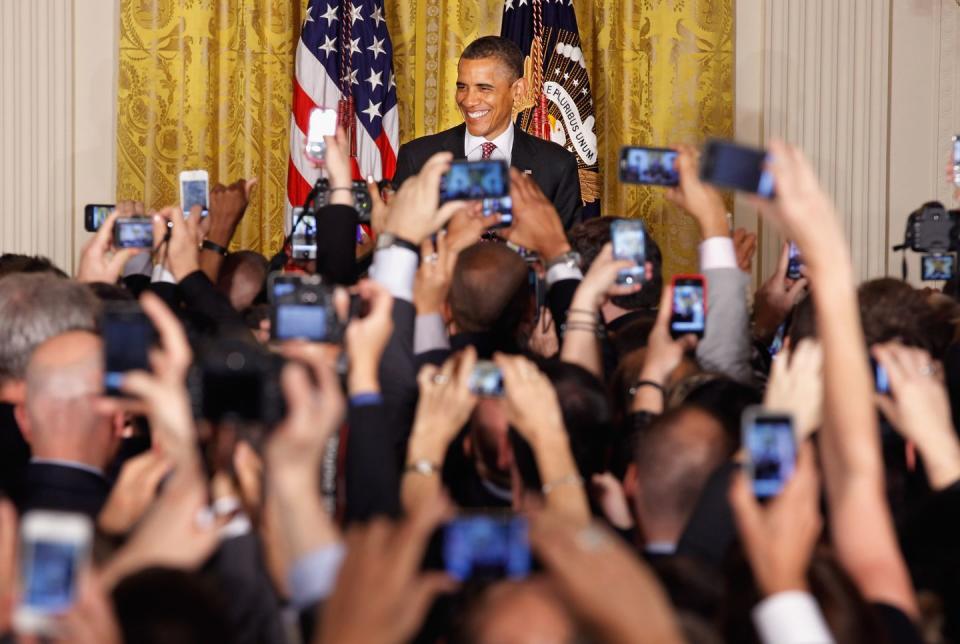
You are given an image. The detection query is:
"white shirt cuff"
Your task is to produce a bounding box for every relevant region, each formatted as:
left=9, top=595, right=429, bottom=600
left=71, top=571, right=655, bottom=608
left=369, top=246, right=418, bottom=302
left=752, top=591, right=835, bottom=644
left=415, top=313, right=450, bottom=354
left=287, top=542, right=347, bottom=610
left=545, top=263, right=583, bottom=289
left=698, top=236, right=737, bottom=271
left=150, top=264, right=176, bottom=284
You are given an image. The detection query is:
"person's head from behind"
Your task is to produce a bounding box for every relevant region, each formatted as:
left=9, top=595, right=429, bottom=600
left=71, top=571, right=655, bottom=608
left=858, top=278, right=954, bottom=358
left=0, top=273, right=99, bottom=403
left=568, top=216, right=663, bottom=312
left=15, top=330, right=123, bottom=469
left=457, top=36, right=527, bottom=140
left=627, top=406, right=730, bottom=548
left=455, top=578, right=581, bottom=644
left=448, top=243, right=533, bottom=351
left=0, top=253, right=67, bottom=279
left=216, top=250, right=268, bottom=312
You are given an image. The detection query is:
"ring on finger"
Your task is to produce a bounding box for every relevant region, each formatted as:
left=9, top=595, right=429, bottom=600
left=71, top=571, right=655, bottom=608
left=432, top=374, right=450, bottom=385
left=920, top=364, right=936, bottom=377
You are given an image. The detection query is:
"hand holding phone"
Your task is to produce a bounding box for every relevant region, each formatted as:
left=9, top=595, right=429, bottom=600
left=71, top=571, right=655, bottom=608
left=700, top=139, right=775, bottom=198
left=669, top=275, right=706, bottom=338
left=742, top=407, right=797, bottom=499
left=306, top=107, right=338, bottom=164
left=786, top=241, right=804, bottom=280
left=179, top=170, right=209, bottom=217
left=468, top=361, right=504, bottom=397
left=101, top=303, right=156, bottom=396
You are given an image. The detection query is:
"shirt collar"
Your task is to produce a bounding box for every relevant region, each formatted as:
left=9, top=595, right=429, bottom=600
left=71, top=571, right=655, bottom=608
left=30, top=457, right=105, bottom=478
left=464, top=123, right=514, bottom=162
left=644, top=541, right=677, bottom=556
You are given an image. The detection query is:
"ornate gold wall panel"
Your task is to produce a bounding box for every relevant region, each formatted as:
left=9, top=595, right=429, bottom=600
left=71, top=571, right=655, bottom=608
left=118, top=0, right=732, bottom=269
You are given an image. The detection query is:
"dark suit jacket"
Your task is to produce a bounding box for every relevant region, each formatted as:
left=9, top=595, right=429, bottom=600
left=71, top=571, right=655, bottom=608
left=393, top=123, right=583, bottom=229
left=14, top=462, right=111, bottom=520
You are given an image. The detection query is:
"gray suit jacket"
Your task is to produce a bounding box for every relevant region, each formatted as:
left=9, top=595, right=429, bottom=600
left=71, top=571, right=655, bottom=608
left=696, top=267, right=752, bottom=384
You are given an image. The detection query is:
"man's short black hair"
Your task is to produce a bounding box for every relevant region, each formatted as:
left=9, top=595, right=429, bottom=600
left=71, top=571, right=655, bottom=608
left=0, top=253, right=67, bottom=279
left=460, top=36, right=524, bottom=81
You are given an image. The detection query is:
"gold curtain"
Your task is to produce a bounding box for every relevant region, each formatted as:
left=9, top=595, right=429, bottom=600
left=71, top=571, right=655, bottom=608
left=118, top=0, right=732, bottom=269
left=117, top=0, right=303, bottom=254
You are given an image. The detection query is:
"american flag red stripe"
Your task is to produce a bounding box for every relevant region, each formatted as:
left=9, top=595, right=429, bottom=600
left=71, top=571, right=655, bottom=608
left=286, top=1, right=399, bottom=219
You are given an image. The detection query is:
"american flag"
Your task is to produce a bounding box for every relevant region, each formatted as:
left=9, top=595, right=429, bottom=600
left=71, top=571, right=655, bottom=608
left=287, top=0, right=399, bottom=213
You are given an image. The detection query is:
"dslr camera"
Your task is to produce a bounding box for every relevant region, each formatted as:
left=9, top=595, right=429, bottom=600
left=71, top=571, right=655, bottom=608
left=897, top=202, right=960, bottom=253
left=308, top=178, right=375, bottom=223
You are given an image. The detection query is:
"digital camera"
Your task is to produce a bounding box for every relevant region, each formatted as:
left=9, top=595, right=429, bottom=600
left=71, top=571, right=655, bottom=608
left=188, top=340, right=286, bottom=426
left=898, top=202, right=960, bottom=253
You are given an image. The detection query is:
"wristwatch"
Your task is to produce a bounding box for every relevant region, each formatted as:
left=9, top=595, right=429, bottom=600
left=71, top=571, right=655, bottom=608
left=545, top=250, right=582, bottom=271
left=375, top=232, right=420, bottom=259
left=403, top=460, right=440, bottom=476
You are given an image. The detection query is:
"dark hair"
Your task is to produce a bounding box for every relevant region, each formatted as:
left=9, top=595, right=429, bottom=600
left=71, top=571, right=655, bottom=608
left=87, top=281, right=135, bottom=302
left=567, top=217, right=663, bottom=310
left=460, top=36, right=524, bottom=81
left=681, top=377, right=763, bottom=452
left=448, top=243, right=532, bottom=350
left=858, top=278, right=954, bottom=358
left=0, top=253, right=67, bottom=279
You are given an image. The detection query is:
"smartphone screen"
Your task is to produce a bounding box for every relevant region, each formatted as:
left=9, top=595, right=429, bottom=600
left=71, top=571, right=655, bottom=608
left=481, top=196, right=513, bottom=228
left=440, top=160, right=509, bottom=203
left=291, top=209, right=318, bottom=260
left=22, top=541, right=82, bottom=612
left=670, top=276, right=706, bottom=338
left=700, top=140, right=775, bottom=198
left=273, top=304, right=328, bottom=341
left=611, top=220, right=647, bottom=284
left=84, top=204, right=114, bottom=232
left=179, top=171, right=209, bottom=216
left=953, top=135, right=960, bottom=187
left=743, top=411, right=796, bottom=499
left=786, top=241, right=803, bottom=279
left=871, top=358, right=890, bottom=395
left=921, top=253, right=954, bottom=281
left=101, top=307, right=154, bottom=395
left=443, top=515, right=531, bottom=582
left=306, top=107, right=338, bottom=163
left=113, top=218, right=154, bottom=249
left=618, top=146, right=679, bottom=186
left=468, top=361, right=504, bottom=397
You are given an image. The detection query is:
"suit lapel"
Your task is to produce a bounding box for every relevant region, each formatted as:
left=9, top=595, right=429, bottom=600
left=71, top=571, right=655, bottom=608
left=510, top=127, right=535, bottom=174
left=443, top=124, right=467, bottom=158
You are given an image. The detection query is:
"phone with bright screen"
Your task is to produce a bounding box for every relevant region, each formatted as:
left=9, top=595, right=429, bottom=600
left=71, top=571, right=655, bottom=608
left=179, top=170, right=209, bottom=217
left=83, top=204, right=114, bottom=232
left=439, top=160, right=509, bottom=203
left=618, top=146, right=679, bottom=186
left=468, top=361, right=504, bottom=397
left=290, top=208, right=317, bottom=260
left=113, top=218, right=153, bottom=249
left=101, top=303, right=155, bottom=396
left=700, top=140, right=775, bottom=198
left=670, top=275, right=706, bottom=338
left=952, top=135, right=960, bottom=187
left=610, top=219, right=646, bottom=285
left=442, top=514, right=531, bottom=582
left=742, top=407, right=796, bottom=499
left=786, top=241, right=804, bottom=279
left=306, top=107, right=338, bottom=163
left=921, top=253, right=954, bottom=281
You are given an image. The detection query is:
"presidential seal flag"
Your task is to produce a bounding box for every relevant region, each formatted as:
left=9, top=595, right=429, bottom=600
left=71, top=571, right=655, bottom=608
left=501, top=0, right=600, bottom=218
left=287, top=0, right=399, bottom=213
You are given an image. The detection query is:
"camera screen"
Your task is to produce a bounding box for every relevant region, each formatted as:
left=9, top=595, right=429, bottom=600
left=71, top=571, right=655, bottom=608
left=89, top=206, right=111, bottom=231
left=481, top=196, right=513, bottom=226
left=922, top=254, right=954, bottom=281
left=872, top=359, right=890, bottom=395
left=440, top=161, right=508, bottom=202
left=786, top=242, right=803, bottom=279
left=181, top=180, right=208, bottom=211
left=746, top=417, right=796, bottom=499
left=23, top=541, right=80, bottom=612
left=620, top=147, right=679, bottom=186
left=275, top=304, right=328, bottom=341
left=114, top=221, right=153, bottom=249
left=611, top=222, right=646, bottom=283
left=702, top=142, right=775, bottom=198
left=468, top=361, right=504, bottom=397
left=443, top=515, right=531, bottom=582
left=953, top=136, right=960, bottom=165
left=291, top=212, right=317, bottom=260
left=102, top=315, right=152, bottom=392
left=671, top=282, right=705, bottom=334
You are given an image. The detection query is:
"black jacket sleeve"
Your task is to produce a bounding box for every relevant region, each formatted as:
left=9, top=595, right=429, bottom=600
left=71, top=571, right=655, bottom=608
left=344, top=401, right=402, bottom=522
left=552, top=153, right=583, bottom=230
left=547, top=278, right=581, bottom=345
left=315, top=204, right=359, bottom=286
left=177, top=270, right=253, bottom=341
left=392, top=143, right=419, bottom=190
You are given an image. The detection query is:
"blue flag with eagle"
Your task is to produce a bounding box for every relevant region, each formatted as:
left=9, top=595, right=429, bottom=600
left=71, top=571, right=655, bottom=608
left=501, top=0, right=600, bottom=218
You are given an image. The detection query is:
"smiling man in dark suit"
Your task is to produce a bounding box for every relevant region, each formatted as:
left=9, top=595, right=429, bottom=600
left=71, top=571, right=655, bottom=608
left=392, top=36, right=583, bottom=229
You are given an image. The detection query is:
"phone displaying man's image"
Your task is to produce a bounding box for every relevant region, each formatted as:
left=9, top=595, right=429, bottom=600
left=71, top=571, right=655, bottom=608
left=83, top=204, right=114, bottom=232
left=442, top=514, right=531, bottom=582
left=670, top=275, right=706, bottom=338
left=921, top=253, right=954, bottom=281
left=179, top=169, right=209, bottom=217
left=268, top=274, right=341, bottom=343
left=786, top=241, right=804, bottom=279
left=14, top=511, right=93, bottom=635
left=742, top=407, right=796, bottom=499
left=611, top=219, right=646, bottom=285
left=290, top=208, right=317, bottom=260
left=440, top=160, right=509, bottom=203
left=468, top=361, right=504, bottom=397
left=700, top=139, right=775, bottom=198
left=481, top=196, right=513, bottom=228
left=618, top=146, right=679, bottom=186
left=113, top=218, right=154, bottom=249
left=101, top=303, right=155, bottom=396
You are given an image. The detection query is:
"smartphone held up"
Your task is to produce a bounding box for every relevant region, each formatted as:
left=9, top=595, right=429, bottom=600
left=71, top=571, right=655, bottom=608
left=670, top=274, right=706, bottom=339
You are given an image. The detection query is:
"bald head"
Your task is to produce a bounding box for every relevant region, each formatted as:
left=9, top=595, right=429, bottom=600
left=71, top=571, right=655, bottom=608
left=26, top=331, right=103, bottom=402
left=448, top=243, right=531, bottom=339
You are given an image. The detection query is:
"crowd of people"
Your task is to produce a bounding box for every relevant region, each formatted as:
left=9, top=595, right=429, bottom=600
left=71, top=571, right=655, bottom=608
left=3, top=44, right=960, bottom=644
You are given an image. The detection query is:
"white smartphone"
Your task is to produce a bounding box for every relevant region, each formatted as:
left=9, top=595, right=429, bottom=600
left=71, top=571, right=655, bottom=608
left=14, top=511, right=93, bottom=635
left=179, top=169, right=210, bottom=217
left=306, top=107, right=338, bottom=163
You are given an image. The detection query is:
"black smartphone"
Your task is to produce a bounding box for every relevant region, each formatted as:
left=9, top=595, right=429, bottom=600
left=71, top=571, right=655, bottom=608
left=700, top=139, right=775, bottom=198
left=610, top=219, right=646, bottom=285
left=786, top=241, right=803, bottom=279
left=468, top=361, right=504, bottom=397
left=100, top=303, right=155, bottom=396
left=481, top=196, right=513, bottom=228
left=112, top=218, right=154, bottom=249
left=267, top=273, right=341, bottom=342
left=742, top=407, right=796, bottom=499
left=83, top=204, right=114, bottom=232
left=670, top=274, right=707, bottom=339
left=618, top=146, right=679, bottom=186
left=921, top=253, right=954, bottom=281
left=441, top=514, right=531, bottom=582
left=290, top=209, right=317, bottom=261
left=440, top=160, right=510, bottom=203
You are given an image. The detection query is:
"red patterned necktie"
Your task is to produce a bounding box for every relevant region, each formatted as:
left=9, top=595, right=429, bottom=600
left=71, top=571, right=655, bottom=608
left=480, top=142, right=497, bottom=159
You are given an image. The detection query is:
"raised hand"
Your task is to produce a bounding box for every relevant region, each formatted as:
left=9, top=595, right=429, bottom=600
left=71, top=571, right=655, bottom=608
left=76, top=209, right=144, bottom=284
left=763, top=340, right=823, bottom=442
left=97, top=450, right=172, bottom=536
left=733, top=227, right=758, bottom=273
left=502, top=168, right=571, bottom=261
left=665, top=144, right=728, bottom=239
left=753, top=241, right=808, bottom=343
left=152, top=206, right=201, bottom=281
left=382, top=152, right=466, bottom=244
left=345, top=279, right=395, bottom=394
